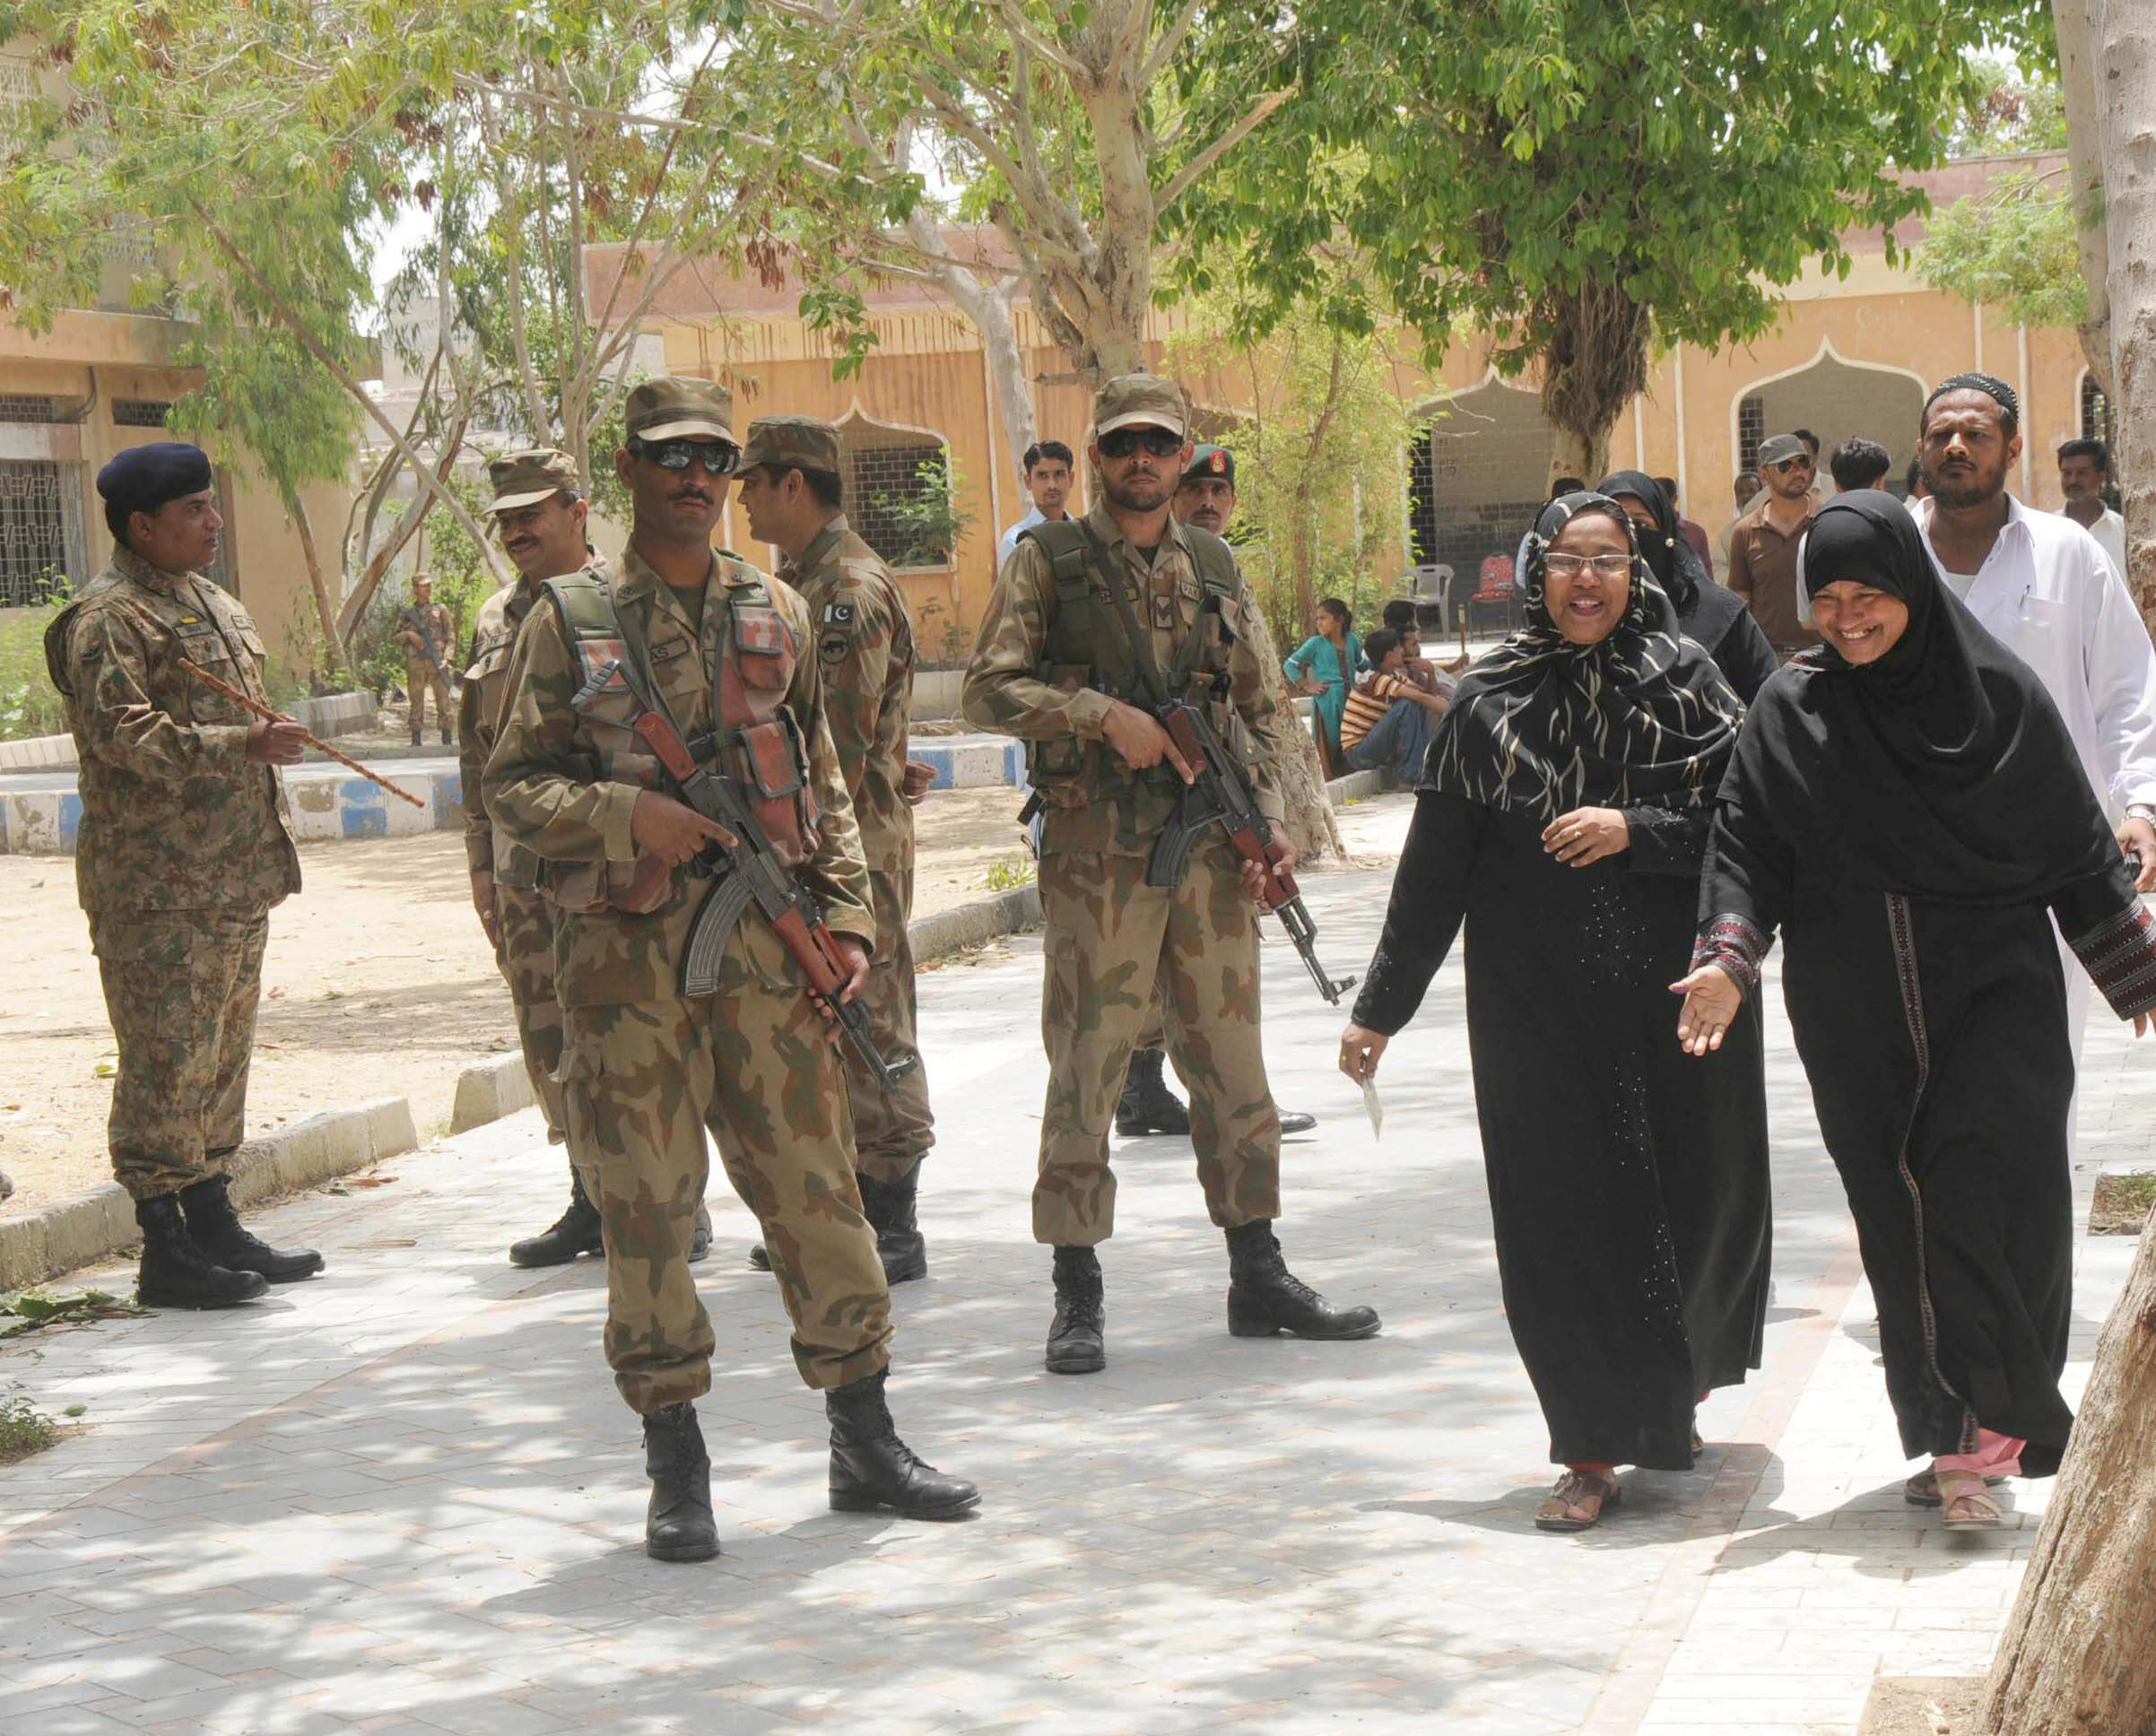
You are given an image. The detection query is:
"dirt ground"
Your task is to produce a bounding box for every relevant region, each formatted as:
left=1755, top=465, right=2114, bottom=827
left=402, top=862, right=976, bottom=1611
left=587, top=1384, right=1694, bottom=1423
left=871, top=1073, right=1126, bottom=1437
left=0, top=785, right=1034, bottom=1221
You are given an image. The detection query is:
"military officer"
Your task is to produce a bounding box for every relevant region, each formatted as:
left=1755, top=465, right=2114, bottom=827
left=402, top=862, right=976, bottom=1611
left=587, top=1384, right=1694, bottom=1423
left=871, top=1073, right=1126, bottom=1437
left=962, top=375, right=1378, bottom=1375
left=734, top=415, right=935, bottom=1284
left=459, top=450, right=717, bottom=1270
left=485, top=378, right=977, bottom=1561
left=1114, top=442, right=1322, bottom=1142
left=44, top=443, right=324, bottom=1309
left=397, top=574, right=456, bottom=747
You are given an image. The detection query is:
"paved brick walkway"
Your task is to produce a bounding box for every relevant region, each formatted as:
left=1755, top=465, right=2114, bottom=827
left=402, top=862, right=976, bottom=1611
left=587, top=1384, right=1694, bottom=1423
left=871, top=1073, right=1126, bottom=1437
left=3, top=798, right=2147, bottom=1734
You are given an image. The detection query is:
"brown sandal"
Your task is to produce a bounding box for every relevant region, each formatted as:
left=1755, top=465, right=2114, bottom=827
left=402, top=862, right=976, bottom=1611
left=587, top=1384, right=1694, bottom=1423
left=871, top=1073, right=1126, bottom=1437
left=1904, top=1467, right=2006, bottom=1507
left=1934, top=1470, right=2007, bottom=1531
left=1535, top=1469, right=1621, bottom=1532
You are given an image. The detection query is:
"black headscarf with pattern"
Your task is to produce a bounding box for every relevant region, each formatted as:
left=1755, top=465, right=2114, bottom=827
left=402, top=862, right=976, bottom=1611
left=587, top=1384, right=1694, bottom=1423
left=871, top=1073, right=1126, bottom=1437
left=1421, top=491, right=1743, bottom=820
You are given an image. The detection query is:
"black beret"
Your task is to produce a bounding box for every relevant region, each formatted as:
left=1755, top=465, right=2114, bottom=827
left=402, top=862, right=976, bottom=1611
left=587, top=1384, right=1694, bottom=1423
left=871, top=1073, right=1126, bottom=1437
left=96, top=442, right=213, bottom=517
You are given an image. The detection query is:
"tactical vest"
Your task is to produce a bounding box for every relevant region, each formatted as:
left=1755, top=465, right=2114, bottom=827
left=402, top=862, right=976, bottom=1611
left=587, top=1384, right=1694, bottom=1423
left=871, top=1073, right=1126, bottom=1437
left=1021, top=517, right=1246, bottom=793
left=538, top=561, right=820, bottom=916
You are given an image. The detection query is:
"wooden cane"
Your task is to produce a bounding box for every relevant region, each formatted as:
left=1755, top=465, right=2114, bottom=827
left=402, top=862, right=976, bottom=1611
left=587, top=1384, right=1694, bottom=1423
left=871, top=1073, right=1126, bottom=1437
left=176, top=658, right=428, bottom=809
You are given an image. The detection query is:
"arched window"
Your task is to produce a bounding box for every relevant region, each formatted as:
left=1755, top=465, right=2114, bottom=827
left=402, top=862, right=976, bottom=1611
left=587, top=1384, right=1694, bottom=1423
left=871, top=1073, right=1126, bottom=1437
left=2082, top=373, right=2116, bottom=447
left=1736, top=396, right=1766, bottom=473
left=837, top=409, right=956, bottom=570
left=1403, top=380, right=1553, bottom=571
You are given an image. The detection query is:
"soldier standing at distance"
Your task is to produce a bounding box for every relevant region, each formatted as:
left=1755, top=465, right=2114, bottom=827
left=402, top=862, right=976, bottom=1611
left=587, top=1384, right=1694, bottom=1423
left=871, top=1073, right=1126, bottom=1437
left=963, top=375, right=1378, bottom=1375
left=735, top=416, right=937, bottom=1282
left=398, top=574, right=456, bottom=748
left=458, top=449, right=715, bottom=1270
left=486, top=379, right=977, bottom=1561
left=45, top=444, right=324, bottom=1308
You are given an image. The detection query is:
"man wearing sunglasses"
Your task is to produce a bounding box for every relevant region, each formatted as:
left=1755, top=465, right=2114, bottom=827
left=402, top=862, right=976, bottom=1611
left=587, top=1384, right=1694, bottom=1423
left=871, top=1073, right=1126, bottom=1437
left=1726, top=431, right=1821, bottom=658
left=487, top=378, right=978, bottom=1562
left=965, top=373, right=1380, bottom=1376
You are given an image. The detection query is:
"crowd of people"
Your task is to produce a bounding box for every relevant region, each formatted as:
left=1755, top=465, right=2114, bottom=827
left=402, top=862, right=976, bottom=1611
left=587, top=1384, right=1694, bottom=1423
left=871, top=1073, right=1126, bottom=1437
left=39, top=361, right=2155, bottom=1565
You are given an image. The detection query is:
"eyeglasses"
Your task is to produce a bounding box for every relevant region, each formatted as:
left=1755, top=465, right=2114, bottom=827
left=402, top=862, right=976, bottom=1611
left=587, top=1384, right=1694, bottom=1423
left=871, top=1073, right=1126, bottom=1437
left=1768, top=456, right=1813, bottom=473
left=630, top=437, right=742, bottom=476
left=1543, top=552, right=1633, bottom=579
left=1097, top=427, right=1186, bottom=460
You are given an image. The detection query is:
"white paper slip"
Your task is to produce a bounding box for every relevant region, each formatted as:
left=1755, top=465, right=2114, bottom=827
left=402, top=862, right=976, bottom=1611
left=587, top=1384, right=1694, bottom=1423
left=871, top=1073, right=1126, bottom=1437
left=1361, top=1077, right=1384, bottom=1141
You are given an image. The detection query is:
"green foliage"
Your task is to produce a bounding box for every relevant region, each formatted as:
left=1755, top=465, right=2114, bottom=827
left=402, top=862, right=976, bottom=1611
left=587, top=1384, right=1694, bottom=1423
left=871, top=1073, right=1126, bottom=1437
left=0, top=583, right=70, bottom=744
left=1917, top=167, right=2085, bottom=330
left=0, top=1387, right=57, bottom=1463
left=1165, top=279, right=1432, bottom=650
left=0, top=1289, right=148, bottom=1340
left=977, top=854, right=1037, bottom=891
left=1947, top=54, right=2069, bottom=158
left=873, top=454, right=974, bottom=570
left=1178, top=1, right=2053, bottom=456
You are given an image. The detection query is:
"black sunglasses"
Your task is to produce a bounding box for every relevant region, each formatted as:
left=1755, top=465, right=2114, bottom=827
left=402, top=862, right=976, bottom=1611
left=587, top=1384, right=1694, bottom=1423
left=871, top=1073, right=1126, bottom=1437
left=631, top=437, right=741, bottom=476
left=1098, top=427, right=1186, bottom=460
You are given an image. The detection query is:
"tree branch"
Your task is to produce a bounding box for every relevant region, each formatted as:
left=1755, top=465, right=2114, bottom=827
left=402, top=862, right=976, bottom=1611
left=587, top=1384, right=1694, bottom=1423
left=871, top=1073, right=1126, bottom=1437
left=995, top=1, right=1094, bottom=85
left=1138, top=0, right=1206, bottom=89
left=1156, top=85, right=1295, bottom=213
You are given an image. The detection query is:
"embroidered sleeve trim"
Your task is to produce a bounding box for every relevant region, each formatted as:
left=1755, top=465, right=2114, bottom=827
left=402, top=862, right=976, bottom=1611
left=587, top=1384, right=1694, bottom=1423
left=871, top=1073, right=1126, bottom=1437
left=1692, top=911, right=1769, bottom=993
left=2067, top=900, right=2156, bottom=1020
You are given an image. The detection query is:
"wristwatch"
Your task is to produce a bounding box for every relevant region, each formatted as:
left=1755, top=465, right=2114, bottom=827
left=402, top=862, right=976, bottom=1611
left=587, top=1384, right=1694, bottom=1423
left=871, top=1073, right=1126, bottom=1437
left=2127, top=803, right=2156, bottom=825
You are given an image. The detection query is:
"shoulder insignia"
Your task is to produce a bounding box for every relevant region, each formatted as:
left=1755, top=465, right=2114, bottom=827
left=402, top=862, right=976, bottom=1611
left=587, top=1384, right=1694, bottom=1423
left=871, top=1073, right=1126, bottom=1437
left=822, top=602, right=856, bottom=626
left=818, top=629, right=851, bottom=665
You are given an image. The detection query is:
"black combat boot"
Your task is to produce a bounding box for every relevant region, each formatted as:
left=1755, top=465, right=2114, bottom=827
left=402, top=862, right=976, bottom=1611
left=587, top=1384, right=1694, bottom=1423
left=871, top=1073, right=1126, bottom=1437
left=508, top=1170, right=604, bottom=1268
left=439, top=728, right=453, bottom=748
left=641, top=1402, right=720, bottom=1562
left=1115, top=1047, right=1190, bottom=1136
left=748, top=1242, right=771, bottom=1272
left=408, top=727, right=422, bottom=748
left=825, top=1370, right=979, bottom=1518
left=178, top=1174, right=325, bottom=1283
left=1223, top=1220, right=1380, bottom=1341
left=135, top=1194, right=268, bottom=1309
left=1279, top=1109, right=1318, bottom=1136
left=858, top=1166, right=927, bottom=1284
left=1045, top=1245, right=1106, bottom=1374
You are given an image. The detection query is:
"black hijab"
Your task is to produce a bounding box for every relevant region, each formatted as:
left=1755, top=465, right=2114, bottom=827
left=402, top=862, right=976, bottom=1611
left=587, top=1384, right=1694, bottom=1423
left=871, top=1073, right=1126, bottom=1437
left=1422, top=491, right=1743, bottom=820
left=1727, top=490, right=2123, bottom=904
left=1597, top=468, right=1750, bottom=651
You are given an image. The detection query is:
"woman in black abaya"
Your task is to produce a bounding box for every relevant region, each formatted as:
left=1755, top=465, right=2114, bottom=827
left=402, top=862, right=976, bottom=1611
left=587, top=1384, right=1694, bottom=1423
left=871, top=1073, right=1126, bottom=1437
left=1597, top=470, right=1779, bottom=703
left=1340, top=492, right=1770, bottom=1532
left=1674, top=491, right=2156, bottom=1528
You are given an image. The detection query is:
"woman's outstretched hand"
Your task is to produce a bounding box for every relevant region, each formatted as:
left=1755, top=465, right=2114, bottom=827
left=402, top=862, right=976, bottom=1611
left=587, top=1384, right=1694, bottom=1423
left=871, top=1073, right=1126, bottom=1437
left=1671, top=963, right=1743, bottom=1056
left=1339, top=1022, right=1389, bottom=1084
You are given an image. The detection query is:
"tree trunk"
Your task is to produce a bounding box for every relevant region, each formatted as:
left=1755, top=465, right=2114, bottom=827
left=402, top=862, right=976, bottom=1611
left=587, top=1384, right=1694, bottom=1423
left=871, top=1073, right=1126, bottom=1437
left=1548, top=423, right=1612, bottom=489
left=932, top=256, right=1038, bottom=487
left=1974, top=1226, right=2156, bottom=1733
left=1541, top=282, right=1648, bottom=491
left=283, top=485, right=346, bottom=681
left=1236, top=601, right=1346, bottom=866
left=2099, top=0, right=2156, bottom=628
left=335, top=417, right=469, bottom=641
left=1975, top=12, right=2156, bottom=1725
left=2056, top=0, right=2116, bottom=395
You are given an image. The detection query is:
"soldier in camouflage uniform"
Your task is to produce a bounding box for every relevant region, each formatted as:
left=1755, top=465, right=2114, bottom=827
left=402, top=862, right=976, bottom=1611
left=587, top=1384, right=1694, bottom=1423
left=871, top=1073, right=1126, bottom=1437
left=461, top=449, right=717, bottom=1270
left=398, top=575, right=456, bottom=748
left=44, top=444, right=325, bottom=1310
left=485, top=379, right=977, bottom=1561
left=963, top=375, right=1379, bottom=1375
left=735, top=415, right=935, bottom=1283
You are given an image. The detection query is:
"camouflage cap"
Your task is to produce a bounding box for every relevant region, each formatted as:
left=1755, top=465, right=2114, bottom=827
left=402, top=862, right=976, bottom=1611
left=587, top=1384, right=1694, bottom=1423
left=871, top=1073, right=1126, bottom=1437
left=1093, top=373, right=1187, bottom=439
left=740, top=415, right=842, bottom=476
left=1183, top=443, right=1236, bottom=486
left=486, top=447, right=578, bottom=515
left=624, top=377, right=735, bottom=444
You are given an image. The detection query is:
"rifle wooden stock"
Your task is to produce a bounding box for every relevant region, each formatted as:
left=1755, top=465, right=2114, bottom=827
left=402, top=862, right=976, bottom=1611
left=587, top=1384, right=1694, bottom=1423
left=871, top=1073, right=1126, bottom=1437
left=176, top=658, right=426, bottom=809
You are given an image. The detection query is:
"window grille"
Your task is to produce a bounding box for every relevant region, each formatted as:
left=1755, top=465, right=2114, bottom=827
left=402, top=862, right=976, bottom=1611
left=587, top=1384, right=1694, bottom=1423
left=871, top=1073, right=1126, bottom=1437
left=0, top=460, right=87, bottom=606
left=0, top=395, right=63, bottom=424
left=111, top=399, right=174, bottom=428
left=849, top=441, right=949, bottom=569
left=1736, top=396, right=1765, bottom=473
left=2082, top=375, right=2116, bottom=448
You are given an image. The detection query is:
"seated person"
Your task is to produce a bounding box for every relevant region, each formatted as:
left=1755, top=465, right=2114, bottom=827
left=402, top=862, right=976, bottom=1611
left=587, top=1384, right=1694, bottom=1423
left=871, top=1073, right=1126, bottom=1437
left=1377, top=597, right=1470, bottom=688
left=1341, top=628, right=1452, bottom=782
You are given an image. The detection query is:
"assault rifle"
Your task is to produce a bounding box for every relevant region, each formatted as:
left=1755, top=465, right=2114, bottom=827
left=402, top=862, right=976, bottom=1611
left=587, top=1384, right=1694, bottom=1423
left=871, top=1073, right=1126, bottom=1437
left=1144, top=699, right=1357, bottom=1006
left=576, top=647, right=914, bottom=1093
left=400, top=606, right=450, bottom=684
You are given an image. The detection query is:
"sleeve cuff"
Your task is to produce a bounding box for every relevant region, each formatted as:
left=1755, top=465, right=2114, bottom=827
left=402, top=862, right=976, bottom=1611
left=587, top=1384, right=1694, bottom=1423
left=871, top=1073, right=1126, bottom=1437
left=203, top=723, right=253, bottom=770
left=597, top=782, right=643, bottom=863
left=825, top=911, right=877, bottom=956
left=2066, top=900, right=2156, bottom=1020
left=1256, top=785, right=1286, bottom=827
left=1067, top=689, right=1116, bottom=738
left=1691, top=912, right=1769, bottom=994
left=465, top=836, right=495, bottom=875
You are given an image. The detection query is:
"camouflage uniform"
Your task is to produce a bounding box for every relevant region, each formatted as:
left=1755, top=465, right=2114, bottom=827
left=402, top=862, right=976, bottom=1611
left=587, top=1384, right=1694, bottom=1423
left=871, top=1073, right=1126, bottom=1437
left=484, top=545, right=891, bottom=1413
left=460, top=564, right=592, bottom=1143
left=962, top=494, right=1291, bottom=1246
left=44, top=546, right=301, bottom=1201
left=400, top=597, right=456, bottom=738
left=772, top=499, right=932, bottom=1185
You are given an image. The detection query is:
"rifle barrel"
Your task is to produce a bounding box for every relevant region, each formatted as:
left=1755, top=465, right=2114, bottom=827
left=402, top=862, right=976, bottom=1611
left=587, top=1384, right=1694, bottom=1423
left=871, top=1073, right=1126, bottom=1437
left=175, top=659, right=428, bottom=809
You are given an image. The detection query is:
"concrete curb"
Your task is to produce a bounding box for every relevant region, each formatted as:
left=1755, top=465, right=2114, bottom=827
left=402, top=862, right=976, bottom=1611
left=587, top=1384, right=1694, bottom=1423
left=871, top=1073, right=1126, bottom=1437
left=1325, top=768, right=1391, bottom=805
left=0, top=1097, right=417, bottom=1291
